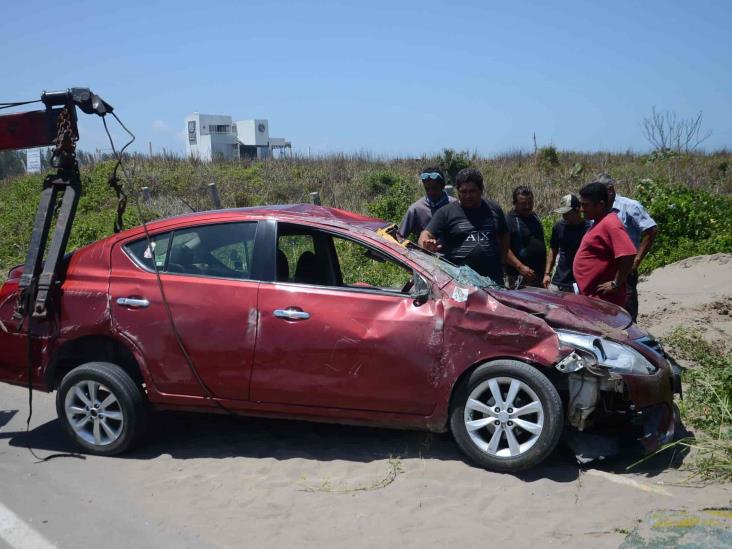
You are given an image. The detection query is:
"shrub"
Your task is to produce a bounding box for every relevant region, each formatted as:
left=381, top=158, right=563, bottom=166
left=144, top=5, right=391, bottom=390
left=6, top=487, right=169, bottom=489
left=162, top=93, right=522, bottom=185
left=439, top=149, right=471, bottom=185
left=364, top=171, right=415, bottom=225
left=635, top=178, right=732, bottom=273
left=536, top=146, right=560, bottom=172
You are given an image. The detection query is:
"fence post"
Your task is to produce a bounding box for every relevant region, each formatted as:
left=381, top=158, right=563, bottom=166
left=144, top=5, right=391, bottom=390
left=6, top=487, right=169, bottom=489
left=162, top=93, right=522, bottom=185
left=208, top=182, right=222, bottom=209
left=309, top=191, right=321, bottom=206
left=141, top=186, right=152, bottom=202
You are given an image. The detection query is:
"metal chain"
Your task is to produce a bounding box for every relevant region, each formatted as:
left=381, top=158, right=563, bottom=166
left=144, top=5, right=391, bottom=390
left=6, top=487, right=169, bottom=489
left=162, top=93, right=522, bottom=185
left=50, top=106, right=78, bottom=173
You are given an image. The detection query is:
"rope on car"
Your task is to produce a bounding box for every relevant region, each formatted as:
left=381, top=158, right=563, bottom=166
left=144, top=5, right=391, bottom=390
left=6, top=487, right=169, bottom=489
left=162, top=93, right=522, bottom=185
left=102, top=112, right=234, bottom=415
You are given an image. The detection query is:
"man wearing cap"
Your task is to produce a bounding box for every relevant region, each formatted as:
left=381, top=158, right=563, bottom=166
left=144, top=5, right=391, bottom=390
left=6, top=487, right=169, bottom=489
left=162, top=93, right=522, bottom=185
left=399, top=167, right=456, bottom=240
left=597, top=173, right=658, bottom=321
left=505, top=186, right=546, bottom=288
left=573, top=181, right=637, bottom=307
left=543, top=193, right=590, bottom=292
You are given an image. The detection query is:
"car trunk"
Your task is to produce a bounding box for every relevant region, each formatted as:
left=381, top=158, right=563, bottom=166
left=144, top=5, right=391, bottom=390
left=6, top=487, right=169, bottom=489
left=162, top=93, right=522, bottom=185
left=0, top=263, right=61, bottom=389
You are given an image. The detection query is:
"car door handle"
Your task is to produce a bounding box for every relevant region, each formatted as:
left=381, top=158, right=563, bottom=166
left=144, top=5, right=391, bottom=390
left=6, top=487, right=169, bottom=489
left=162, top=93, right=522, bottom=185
left=273, top=308, right=310, bottom=320
left=116, top=297, right=150, bottom=308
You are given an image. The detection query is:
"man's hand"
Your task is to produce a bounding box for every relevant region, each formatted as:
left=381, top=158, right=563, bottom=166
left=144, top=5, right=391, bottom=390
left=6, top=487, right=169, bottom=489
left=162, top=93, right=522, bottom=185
left=518, top=264, right=536, bottom=281
left=596, top=281, right=616, bottom=295
left=422, top=238, right=442, bottom=252
left=418, top=230, right=442, bottom=252
left=542, top=274, right=551, bottom=288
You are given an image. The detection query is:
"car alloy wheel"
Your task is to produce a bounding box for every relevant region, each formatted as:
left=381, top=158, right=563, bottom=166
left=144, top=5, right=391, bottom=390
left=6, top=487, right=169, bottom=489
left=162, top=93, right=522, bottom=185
left=57, top=361, right=147, bottom=455
left=64, top=380, right=125, bottom=447
left=464, top=377, right=544, bottom=458
left=450, top=360, right=563, bottom=472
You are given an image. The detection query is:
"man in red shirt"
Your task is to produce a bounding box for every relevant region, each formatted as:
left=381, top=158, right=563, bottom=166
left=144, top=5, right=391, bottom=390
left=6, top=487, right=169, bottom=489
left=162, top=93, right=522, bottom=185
left=573, top=181, right=637, bottom=307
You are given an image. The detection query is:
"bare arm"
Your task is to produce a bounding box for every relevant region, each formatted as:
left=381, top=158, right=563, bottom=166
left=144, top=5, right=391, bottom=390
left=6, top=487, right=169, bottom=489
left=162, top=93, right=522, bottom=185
left=633, top=226, right=658, bottom=271
left=543, top=247, right=558, bottom=288
left=418, top=229, right=441, bottom=252
left=597, top=255, right=635, bottom=295
left=504, top=238, right=536, bottom=281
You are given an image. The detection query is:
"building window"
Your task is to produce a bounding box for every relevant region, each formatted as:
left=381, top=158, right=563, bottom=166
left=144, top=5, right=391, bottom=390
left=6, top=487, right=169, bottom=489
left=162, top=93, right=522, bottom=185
left=188, top=121, right=197, bottom=144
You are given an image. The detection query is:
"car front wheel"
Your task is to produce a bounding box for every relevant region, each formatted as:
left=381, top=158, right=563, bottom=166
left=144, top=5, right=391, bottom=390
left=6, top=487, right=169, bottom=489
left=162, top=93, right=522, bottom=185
left=56, top=362, right=148, bottom=455
left=450, top=360, right=563, bottom=472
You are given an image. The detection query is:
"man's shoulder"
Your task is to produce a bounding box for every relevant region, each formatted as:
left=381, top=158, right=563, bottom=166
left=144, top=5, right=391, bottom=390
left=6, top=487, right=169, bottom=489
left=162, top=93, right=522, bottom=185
left=406, top=198, right=426, bottom=212
left=442, top=199, right=462, bottom=213
left=483, top=198, right=505, bottom=213
left=601, top=212, right=625, bottom=228
left=429, top=200, right=458, bottom=223
left=447, top=196, right=458, bottom=203
left=615, top=194, right=647, bottom=213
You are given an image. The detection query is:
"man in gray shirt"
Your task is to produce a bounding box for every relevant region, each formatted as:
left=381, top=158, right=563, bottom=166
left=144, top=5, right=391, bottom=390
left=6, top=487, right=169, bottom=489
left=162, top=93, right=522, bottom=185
left=399, top=167, right=456, bottom=239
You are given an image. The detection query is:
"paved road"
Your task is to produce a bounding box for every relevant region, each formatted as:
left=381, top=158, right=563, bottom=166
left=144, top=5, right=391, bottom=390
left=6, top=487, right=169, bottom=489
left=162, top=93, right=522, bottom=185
left=1, top=383, right=730, bottom=548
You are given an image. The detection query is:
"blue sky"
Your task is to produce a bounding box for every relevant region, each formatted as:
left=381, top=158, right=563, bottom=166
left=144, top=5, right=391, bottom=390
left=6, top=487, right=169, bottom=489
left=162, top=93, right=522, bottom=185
left=2, top=0, right=730, bottom=156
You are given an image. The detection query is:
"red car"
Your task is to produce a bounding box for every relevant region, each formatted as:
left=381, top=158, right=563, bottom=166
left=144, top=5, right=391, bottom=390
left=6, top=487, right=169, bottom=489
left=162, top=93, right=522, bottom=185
left=0, top=205, right=680, bottom=471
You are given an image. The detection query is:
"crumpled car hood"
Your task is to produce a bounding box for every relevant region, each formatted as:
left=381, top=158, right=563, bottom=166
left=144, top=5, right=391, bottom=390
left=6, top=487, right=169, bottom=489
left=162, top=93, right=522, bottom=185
left=486, top=287, right=633, bottom=338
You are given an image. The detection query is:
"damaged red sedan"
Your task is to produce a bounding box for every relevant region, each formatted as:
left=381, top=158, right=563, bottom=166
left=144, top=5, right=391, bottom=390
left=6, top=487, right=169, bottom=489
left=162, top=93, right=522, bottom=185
left=0, top=205, right=681, bottom=472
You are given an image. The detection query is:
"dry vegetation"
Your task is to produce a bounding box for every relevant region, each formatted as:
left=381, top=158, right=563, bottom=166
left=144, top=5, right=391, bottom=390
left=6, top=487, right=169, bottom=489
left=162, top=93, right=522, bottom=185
left=1, top=148, right=731, bottom=280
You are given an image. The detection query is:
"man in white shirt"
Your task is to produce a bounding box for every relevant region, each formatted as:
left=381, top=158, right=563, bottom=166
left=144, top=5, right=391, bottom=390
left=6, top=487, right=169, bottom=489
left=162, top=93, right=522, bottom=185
left=597, top=173, right=658, bottom=321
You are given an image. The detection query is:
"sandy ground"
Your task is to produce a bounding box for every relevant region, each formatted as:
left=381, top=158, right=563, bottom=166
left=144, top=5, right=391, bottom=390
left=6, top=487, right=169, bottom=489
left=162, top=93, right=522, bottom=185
left=638, top=253, right=732, bottom=343
left=1, top=254, right=731, bottom=548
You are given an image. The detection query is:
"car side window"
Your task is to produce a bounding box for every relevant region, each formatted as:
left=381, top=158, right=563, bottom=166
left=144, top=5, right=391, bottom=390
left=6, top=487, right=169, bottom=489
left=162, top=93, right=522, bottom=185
left=167, top=222, right=257, bottom=279
left=332, top=235, right=412, bottom=293
left=125, top=233, right=171, bottom=271
left=277, top=224, right=413, bottom=293
left=278, top=233, right=316, bottom=282
left=125, top=222, right=257, bottom=279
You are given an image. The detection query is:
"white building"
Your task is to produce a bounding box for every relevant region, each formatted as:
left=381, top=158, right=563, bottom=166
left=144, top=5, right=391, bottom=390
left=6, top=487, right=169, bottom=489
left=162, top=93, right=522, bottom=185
left=185, top=113, right=291, bottom=161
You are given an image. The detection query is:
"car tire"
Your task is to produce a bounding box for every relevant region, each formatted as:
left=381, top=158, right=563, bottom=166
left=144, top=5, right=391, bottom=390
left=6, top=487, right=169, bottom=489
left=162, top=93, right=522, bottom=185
left=450, top=360, right=563, bottom=472
left=56, top=361, right=148, bottom=455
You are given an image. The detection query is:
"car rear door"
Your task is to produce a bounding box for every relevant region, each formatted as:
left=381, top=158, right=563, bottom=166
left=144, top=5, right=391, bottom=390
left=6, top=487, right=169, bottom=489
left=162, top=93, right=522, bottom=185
left=251, top=222, right=443, bottom=415
left=110, top=220, right=264, bottom=399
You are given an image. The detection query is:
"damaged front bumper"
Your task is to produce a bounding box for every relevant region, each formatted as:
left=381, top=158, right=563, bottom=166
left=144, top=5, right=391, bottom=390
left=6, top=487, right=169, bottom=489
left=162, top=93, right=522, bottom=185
left=555, top=332, right=682, bottom=459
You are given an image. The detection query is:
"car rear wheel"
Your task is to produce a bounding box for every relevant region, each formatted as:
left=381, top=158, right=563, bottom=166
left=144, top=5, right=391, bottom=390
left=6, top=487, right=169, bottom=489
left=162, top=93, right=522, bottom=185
left=56, top=362, right=147, bottom=455
left=450, top=360, right=563, bottom=472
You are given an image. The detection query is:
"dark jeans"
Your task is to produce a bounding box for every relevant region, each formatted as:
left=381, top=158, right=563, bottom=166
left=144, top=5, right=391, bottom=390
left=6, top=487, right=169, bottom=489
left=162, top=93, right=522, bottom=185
left=625, top=270, right=639, bottom=322
left=549, top=282, right=575, bottom=293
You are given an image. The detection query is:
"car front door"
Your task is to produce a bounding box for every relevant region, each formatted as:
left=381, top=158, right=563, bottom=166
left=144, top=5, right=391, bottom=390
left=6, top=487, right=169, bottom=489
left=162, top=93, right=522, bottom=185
left=110, top=220, right=263, bottom=399
left=251, top=223, right=443, bottom=415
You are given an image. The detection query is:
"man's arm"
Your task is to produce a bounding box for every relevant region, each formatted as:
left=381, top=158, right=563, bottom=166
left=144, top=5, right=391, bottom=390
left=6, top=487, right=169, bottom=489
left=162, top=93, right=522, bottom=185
left=633, top=226, right=658, bottom=271
left=418, top=229, right=441, bottom=252
left=597, top=254, right=634, bottom=295
left=506, top=248, right=536, bottom=280
left=398, top=208, right=413, bottom=238
left=543, top=247, right=558, bottom=288
left=499, top=212, right=535, bottom=280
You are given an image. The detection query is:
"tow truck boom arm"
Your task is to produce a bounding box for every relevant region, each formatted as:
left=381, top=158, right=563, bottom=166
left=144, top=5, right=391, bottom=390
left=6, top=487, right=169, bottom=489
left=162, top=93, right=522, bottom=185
left=0, top=87, right=112, bottom=321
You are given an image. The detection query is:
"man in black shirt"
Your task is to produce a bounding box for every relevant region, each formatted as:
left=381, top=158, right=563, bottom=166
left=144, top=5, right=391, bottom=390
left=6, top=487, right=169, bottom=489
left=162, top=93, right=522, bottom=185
left=543, top=193, right=589, bottom=292
left=419, top=168, right=508, bottom=284
left=505, top=186, right=546, bottom=288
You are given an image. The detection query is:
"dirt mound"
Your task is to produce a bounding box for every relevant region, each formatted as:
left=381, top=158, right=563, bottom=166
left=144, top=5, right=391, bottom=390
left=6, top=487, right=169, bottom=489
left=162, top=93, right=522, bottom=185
left=637, top=253, right=732, bottom=343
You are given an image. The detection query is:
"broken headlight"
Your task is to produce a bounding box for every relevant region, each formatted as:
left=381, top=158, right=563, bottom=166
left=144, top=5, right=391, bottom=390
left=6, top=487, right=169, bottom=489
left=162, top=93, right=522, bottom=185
left=556, top=330, right=656, bottom=375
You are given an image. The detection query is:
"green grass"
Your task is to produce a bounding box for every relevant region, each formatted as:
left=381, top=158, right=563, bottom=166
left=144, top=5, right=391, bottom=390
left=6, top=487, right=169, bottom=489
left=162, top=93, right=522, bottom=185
left=659, top=329, right=732, bottom=481
left=1, top=149, right=731, bottom=281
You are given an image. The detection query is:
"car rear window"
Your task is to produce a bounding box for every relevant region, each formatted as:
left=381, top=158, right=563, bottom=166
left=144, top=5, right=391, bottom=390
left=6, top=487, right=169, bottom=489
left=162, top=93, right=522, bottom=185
left=125, top=233, right=171, bottom=271
left=126, top=222, right=258, bottom=280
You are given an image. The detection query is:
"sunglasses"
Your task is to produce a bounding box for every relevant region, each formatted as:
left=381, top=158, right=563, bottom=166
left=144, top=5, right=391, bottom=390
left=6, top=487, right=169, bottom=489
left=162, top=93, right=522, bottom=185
left=420, top=172, right=444, bottom=181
